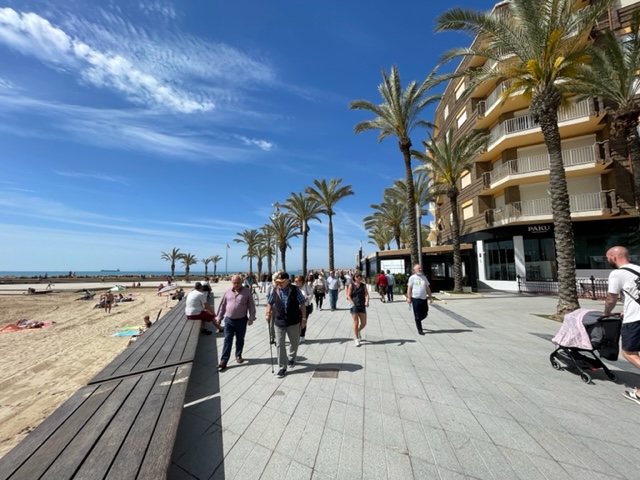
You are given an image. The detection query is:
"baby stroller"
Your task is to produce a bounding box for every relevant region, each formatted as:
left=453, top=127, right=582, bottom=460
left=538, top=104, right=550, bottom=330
left=550, top=309, right=622, bottom=384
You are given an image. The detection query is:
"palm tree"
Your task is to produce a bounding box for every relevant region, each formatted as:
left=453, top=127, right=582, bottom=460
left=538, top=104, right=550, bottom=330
left=363, top=198, right=406, bottom=250
left=234, top=229, right=260, bottom=275
left=350, top=66, right=440, bottom=268
left=306, top=178, right=355, bottom=271
left=211, top=255, right=223, bottom=277
left=160, top=247, right=181, bottom=278
left=180, top=252, right=198, bottom=282
left=368, top=224, right=393, bottom=251
left=435, top=0, right=612, bottom=313
left=386, top=171, right=434, bottom=214
left=270, top=214, right=300, bottom=273
left=284, top=192, right=322, bottom=277
left=259, top=226, right=275, bottom=276
left=201, top=257, right=211, bottom=277
left=414, top=128, right=488, bottom=293
left=584, top=10, right=640, bottom=210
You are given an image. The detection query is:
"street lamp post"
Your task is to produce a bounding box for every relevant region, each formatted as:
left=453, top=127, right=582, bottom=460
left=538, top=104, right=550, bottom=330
left=416, top=204, right=423, bottom=272
left=225, top=243, right=229, bottom=275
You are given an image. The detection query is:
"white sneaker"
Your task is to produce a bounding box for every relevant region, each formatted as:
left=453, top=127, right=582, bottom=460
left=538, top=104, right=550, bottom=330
left=354, top=338, right=361, bottom=347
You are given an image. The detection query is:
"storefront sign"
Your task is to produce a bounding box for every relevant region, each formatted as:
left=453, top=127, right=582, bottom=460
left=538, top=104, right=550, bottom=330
left=527, top=224, right=552, bottom=234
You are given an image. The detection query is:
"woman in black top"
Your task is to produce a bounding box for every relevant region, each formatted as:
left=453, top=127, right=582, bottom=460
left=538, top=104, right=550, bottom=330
left=346, top=273, right=369, bottom=347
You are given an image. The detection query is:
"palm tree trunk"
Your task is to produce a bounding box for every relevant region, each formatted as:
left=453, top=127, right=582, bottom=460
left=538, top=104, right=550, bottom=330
left=185, top=267, right=190, bottom=283
left=302, top=225, right=308, bottom=278
left=449, top=189, right=463, bottom=293
left=625, top=125, right=640, bottom=212
left=535, top=94, right=579, bottom=315
left=214, top=264, right=217, bottom=277
left=281, top=246, right=287, bottom=273
left=400, top=140, right=419, bottom=268
left=204, top=265, right=208, bottom=277
left=257, top=257, right=263, bottom=277
left=267, top=238, right=273, bottom=276
left=171, top=264, right=175, bottom=278
left=328, top=214, right=335, bottom=271
left=249, top=258, right=253, bottom=275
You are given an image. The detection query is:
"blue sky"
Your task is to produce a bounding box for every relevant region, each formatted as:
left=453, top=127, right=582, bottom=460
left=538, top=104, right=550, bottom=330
left=0, top=0, right=497, bottom=273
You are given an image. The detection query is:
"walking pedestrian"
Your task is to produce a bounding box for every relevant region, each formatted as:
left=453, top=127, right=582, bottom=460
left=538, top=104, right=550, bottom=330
left=376, top=271, right=388, bottom=303
left=215, top=275, right=256, bottom=370
left=295, top=275, right=313, bottom=343
left=265, top=273, right=307, bottom=378
left=407, top=264, right=433, bottom=335
left=386, top=270, right=395, bottom=302
left=313, top=274, right=327, bottom=310
left=346, top=273, right=369, bottom=347
left=603, top=246, right=640, bottom=404
left=327, top=270, right=341, bottom=311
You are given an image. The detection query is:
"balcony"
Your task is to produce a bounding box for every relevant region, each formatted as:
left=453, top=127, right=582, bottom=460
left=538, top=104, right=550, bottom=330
left=484, top=190, right=617, bottom=227
left=482, top=99, right=598, bottom=155
left=482, top=144, right=607, bottom=191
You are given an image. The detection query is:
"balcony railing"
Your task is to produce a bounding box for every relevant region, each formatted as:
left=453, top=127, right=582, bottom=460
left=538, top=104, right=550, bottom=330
left=487, top=99, right=591, bottom=147
left=485, top=190, right=616, bottom=226
left=482, top=144, right=599, bottom=188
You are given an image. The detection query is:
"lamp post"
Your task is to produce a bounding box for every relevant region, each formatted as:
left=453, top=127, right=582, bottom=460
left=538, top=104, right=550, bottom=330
left=225, top=243, right=229, bottom=275
left=271, top=202, right=281, bottom=272
left=416, top=204, right=423, bottom=272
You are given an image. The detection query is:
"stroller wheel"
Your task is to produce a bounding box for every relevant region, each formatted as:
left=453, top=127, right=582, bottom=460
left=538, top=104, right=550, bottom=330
left=580, top=372, right=591, bottom=383
left=551, top=360, right=562, bottom=370
left=606, top=372, right=618, bottom=382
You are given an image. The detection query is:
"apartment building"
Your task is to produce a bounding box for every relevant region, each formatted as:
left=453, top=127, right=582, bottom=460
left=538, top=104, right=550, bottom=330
left=431, top=0, right=640, bottom=291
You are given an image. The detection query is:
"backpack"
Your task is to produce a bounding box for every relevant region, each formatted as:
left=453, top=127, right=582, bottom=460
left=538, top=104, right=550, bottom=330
left=619, top=267, right=640, bottom=305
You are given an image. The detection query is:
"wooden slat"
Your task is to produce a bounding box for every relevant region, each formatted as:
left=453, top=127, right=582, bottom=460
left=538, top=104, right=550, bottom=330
left=89, top=306, right=194, bottom=384
left=165, top=320, right=200, bottom=366
left=105, top=365, right=191, bottom=480
left=0, top=384, right=101, bottom=479
left=48, top=371, right=161, bottom=480
left=7, top=379, right=137, bottom=480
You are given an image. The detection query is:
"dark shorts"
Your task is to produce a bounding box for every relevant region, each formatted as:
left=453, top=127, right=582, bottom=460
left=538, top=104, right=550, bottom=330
left=187, top=310, right=215, bottom=322
left=621, top=321, right=640, bottom=352
left=350, top=305, right=366, bottom=315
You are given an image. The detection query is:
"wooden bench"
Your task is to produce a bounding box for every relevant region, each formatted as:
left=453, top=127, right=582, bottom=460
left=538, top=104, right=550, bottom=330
left=0, top=304, right=202, bottom=480
left=0, top=365, right=191, bottom=480
left=90, top=305, right=200, bottom=384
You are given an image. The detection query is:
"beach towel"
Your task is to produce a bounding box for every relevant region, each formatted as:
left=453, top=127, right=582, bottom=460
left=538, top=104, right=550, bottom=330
left=0, top=320, right=55, bottom=333
left=552, top=308, right=597, bottom=349
left=111, top=330, right=140, bottom=337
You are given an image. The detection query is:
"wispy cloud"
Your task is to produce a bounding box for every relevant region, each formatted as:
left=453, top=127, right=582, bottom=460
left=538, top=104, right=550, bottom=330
left=55, top=171, right=128, bottom=184
left=236, top=135, right=276, bottom=151
left=0, top=7, right=212, bottom=112
left=138, top=1, right=178, bottom=20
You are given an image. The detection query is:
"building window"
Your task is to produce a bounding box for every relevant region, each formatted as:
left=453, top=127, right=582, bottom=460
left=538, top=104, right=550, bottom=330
left=460, top=171, right=471, bottom=189
left=462, top=203, right=473, bottom=220
left=444, top=104, right=449, bottom=119
left=485, top=239, right=516, bottom=280
left=524, top=237, right=557, bottom=280
left=457, top=109, right=467, bottom=128
left=455, top=80, right=465, bottom=100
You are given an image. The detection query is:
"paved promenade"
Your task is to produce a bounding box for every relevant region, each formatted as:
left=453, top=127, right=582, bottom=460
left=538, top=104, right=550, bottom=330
left=168, top=290, right=640, bottom=480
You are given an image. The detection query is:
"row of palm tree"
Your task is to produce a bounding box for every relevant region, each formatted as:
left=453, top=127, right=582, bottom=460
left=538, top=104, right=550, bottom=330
left=233, top=178, right=355, bottom=277
left=353, top=0, right=640, bottom=316
left=160, top=248, right=223, bottom=282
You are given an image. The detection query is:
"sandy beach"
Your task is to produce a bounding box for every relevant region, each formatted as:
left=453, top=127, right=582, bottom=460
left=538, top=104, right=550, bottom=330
left=0, top=281, right=225, bottom=458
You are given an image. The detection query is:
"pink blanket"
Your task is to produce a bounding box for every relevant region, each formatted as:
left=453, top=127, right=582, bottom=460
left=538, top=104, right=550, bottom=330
left=552, top=308, right=598, bottom=349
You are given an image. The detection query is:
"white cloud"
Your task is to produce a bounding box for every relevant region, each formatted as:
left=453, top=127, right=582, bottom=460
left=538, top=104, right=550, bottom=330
left=236, top=135, right=276, bottom=151
left=0, top=7, right=213, bottom=112
left=55, top=171, right=128, bottom=184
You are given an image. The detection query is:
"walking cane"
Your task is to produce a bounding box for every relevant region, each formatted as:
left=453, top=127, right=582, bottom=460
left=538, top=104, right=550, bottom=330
left=268, top=318, right=274, bottom=374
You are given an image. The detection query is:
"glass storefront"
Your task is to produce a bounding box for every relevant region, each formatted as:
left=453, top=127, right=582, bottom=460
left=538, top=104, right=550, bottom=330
left=485, top=240, right=516, bottom=280
left=524, top=237, right=556, bottom=280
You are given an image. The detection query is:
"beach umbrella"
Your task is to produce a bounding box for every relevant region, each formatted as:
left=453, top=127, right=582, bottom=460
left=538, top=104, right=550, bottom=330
left=158, top=284, right=178, bottom=294
left=110, top=285, right=126, bottom=291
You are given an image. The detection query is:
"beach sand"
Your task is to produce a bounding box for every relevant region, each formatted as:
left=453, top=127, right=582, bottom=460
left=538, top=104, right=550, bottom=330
left=0, top=287, right=175, bottom=457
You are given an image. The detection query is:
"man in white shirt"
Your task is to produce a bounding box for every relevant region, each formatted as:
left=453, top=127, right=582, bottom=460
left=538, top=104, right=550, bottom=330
left=185, top=282, right=218, bottom=335
left=386, top=269, right=396, bottom=302
left=407, top=264, right=433, bottom=335
left=603, top=246, right=640, bottom=405
left=327, top=270, right=341, bottom=311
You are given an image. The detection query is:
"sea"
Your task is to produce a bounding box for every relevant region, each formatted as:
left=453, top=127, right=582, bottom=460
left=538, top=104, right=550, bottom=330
left=0, top=270, right=306, bottom=278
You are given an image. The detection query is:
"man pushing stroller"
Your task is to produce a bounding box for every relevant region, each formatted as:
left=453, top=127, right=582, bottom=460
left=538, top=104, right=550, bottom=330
left=603, top=246, right=640, bottom=405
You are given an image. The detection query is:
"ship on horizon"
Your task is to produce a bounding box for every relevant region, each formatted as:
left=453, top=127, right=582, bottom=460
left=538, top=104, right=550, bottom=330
left=100, top=269, right=120, bottom=272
